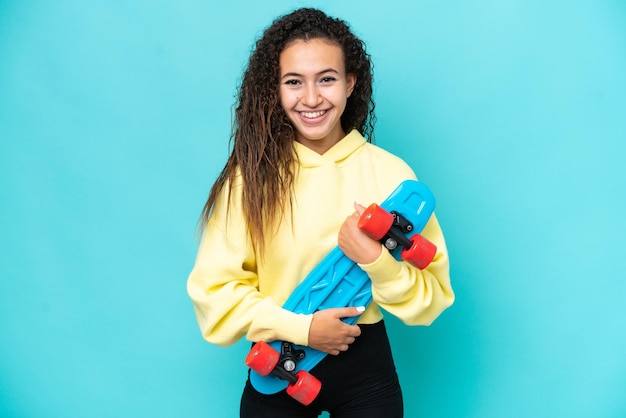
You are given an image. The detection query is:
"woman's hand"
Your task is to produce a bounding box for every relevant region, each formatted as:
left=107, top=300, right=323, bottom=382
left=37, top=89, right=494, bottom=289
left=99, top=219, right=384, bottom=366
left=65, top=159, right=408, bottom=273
left=338, top=201, right=382, bottom=265
left=308, top=307, right=364, bottom=355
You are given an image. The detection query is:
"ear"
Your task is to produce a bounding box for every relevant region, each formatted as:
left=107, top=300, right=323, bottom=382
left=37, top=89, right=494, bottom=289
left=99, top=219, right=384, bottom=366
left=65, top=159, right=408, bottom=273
left=346, top=73, right=357, bottom=97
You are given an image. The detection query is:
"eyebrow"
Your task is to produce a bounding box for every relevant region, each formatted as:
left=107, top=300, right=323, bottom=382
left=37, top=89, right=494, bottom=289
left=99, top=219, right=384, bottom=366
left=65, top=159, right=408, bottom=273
left=280, top=68, right=340, bottom=80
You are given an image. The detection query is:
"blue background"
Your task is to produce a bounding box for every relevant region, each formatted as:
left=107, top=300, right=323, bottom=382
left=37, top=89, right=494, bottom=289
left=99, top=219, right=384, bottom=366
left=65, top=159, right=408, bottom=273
left=1, top=1, right=625, bottom=417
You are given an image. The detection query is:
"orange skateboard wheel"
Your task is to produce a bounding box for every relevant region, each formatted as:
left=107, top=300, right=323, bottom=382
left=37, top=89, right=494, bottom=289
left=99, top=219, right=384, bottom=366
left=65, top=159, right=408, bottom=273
left=245, top=341, right=280, bottom=376
left=358, top=203, right=394, bottom=240
left=286, top=370, right=322, bottom=406
left=401, top=234, right=437, bottom=269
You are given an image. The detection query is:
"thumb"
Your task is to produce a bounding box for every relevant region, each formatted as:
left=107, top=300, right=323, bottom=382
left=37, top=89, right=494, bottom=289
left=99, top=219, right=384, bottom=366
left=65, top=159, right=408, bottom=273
left=354, top=200, right=366, bottom=216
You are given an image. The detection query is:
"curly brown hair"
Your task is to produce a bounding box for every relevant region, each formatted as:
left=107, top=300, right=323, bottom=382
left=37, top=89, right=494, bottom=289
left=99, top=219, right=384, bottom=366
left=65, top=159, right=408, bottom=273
left=200, top=8, right=376, bottom=253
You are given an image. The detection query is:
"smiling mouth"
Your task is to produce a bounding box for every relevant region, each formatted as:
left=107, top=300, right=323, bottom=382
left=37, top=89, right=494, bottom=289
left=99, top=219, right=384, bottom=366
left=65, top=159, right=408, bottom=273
left=298, top=110, right=327, bottom=119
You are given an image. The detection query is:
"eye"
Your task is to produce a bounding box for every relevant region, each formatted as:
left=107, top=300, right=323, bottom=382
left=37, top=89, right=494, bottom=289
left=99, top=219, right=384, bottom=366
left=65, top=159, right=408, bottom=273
left=320, top=76, right=337, bottom=83
left=283, top=79, right=301, bottom=86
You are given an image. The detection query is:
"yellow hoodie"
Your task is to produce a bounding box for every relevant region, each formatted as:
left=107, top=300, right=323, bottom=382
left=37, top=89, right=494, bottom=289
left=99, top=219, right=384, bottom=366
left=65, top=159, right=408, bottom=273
left=187, top=130, right=454, bottom=347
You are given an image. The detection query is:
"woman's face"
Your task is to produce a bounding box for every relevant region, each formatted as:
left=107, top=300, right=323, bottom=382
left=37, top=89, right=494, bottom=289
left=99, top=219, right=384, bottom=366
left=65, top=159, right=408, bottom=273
left=279, top=38, right=356, bottom=154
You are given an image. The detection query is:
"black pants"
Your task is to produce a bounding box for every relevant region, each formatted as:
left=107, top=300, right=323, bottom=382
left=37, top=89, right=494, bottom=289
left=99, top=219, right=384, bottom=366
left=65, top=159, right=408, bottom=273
left=240, top=321, right=403, bottom=418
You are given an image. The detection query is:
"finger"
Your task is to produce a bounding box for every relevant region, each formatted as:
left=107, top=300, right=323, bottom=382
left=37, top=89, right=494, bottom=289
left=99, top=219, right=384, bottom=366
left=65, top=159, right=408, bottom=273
left=353, top=200, right=366, bottom=215
left=336, top=306, right=366, bottom=318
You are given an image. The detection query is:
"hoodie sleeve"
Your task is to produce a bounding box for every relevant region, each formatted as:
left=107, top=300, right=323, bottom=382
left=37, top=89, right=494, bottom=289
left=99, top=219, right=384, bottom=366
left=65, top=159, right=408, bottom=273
left=186, top=184, right=313, bottom=347
left=358, top=213, right=455, bottom=325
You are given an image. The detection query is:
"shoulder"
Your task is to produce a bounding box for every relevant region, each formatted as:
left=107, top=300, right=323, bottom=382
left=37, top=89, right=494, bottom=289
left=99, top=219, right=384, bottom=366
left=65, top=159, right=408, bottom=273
left=209, top=170, right=245, bottom=224
left=360, top=141, right=418, bottom=180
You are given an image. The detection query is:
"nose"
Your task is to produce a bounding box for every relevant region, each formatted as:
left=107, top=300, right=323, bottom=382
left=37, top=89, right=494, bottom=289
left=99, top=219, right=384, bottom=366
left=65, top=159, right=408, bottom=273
left=301, top=83, right=322, bottom=107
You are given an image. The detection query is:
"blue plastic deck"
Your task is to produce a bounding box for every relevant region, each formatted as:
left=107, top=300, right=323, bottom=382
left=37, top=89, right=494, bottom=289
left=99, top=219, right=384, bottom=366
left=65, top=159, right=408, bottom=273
left=250, top=180, right=436, bottom=394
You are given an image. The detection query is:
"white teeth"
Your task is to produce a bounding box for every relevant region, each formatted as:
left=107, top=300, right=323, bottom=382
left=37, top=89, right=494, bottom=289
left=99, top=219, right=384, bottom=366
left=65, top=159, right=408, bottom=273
left=300, top=110, right=326, bottom=119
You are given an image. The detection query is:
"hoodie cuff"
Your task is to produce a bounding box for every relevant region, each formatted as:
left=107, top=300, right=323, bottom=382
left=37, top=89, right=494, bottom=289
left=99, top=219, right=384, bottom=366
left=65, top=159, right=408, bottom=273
left=247, top=297, right=314, bottom=346
left=358, top=245, right=404, bottom=286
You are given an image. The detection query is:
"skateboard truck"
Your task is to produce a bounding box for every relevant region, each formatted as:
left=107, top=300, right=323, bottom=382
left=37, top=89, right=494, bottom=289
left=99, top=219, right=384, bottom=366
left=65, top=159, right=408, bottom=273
left=359, top=204, right=437, bottom=269
left=279, top=341, right=305, bottom=372
left=246, top=341, right=322, bottom=405
left=381, top=211, right=413, bottom=251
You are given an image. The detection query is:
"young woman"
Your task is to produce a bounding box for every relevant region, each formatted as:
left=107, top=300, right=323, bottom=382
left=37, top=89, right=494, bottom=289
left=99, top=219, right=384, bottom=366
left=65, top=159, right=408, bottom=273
left=187, top=8, right=454, bottom=417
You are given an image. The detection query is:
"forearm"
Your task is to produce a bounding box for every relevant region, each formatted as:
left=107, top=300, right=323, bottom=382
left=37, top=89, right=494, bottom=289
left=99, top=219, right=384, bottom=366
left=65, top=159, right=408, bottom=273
left=188, top=265, right=314, bottom=346
left=187, top=220, right=314, bottom=346
left=359, top=215, right=454, bottom=325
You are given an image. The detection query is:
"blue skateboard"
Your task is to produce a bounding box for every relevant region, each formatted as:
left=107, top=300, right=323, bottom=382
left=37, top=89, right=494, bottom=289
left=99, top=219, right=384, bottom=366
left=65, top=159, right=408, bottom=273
left=245, top=180, right=436, bottom=405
